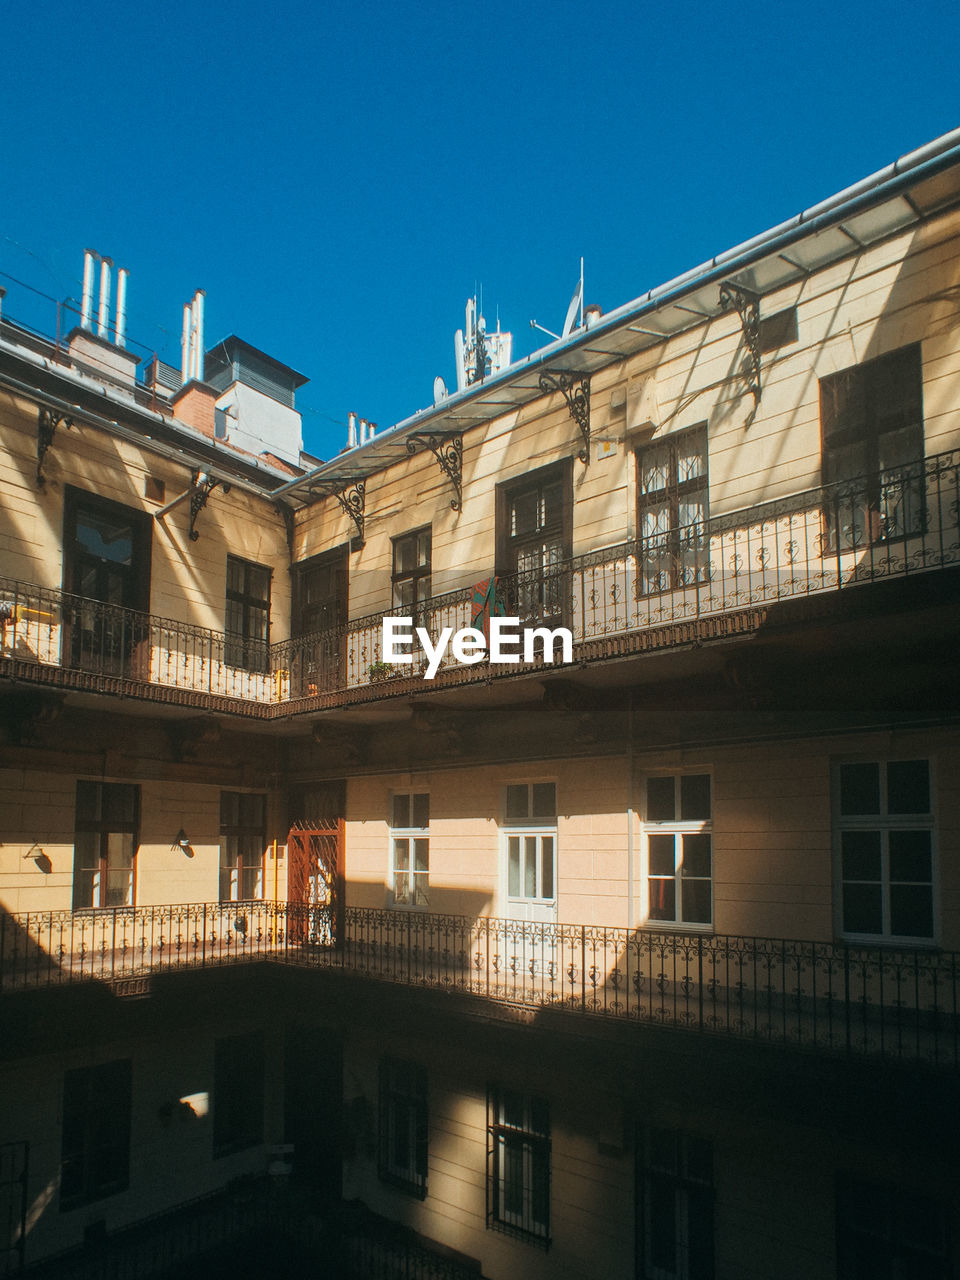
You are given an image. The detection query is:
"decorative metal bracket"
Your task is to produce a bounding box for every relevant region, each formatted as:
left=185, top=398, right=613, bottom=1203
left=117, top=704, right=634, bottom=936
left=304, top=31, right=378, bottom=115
left=188, top=471, right=230, bottom=542
left=718, top=281, right=761, bottom=405
left=538, top=370, right=591, bottom=463
left=36, top=407, right=74, bottom=487
left=307, top=479, right=366, bottom=547
left=406, top=433, right=463, bottom=510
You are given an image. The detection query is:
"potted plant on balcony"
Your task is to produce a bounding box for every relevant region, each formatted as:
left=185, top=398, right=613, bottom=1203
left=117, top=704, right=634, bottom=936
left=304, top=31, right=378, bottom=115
left=368, top=660, right=392, bottom=684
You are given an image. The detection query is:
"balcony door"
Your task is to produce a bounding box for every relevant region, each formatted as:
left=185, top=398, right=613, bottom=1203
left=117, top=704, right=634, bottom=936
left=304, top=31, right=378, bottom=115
left=292, top=546, right=348, bottom=695
left=636, top=424, right=709, bottom=596
left=62, top=488, right=151, bottom=674
left=496, top=459, right=573, bottom=627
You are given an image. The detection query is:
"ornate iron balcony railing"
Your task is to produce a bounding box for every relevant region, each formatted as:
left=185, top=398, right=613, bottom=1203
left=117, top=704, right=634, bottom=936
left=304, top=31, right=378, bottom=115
left=2, top=450, right=959, bottom=707
left=2, top=902, right=957, bottom=1070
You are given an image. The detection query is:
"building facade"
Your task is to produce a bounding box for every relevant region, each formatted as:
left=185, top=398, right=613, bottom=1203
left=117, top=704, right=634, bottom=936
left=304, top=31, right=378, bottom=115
left=2, top=131, right=960, bottom=1278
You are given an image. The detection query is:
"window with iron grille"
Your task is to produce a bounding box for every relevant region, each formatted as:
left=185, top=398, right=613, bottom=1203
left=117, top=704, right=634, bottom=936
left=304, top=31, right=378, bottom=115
left=487, top=1087, right=550, bottom=1246
left=60, top=1060, right=131, bottom=1211
left=636, top=425, right=709, bottom=596
left=213, top=1031, right=265, bottom=1158
left=225, top=554, right=271, bottom=671
left=819, top=344, right=925, bottom=548
left=836, top=1175, right=951, bottom=1279
left=643, top=774, right=712, bottom=927
left=636, top=1128, right=714, bottom=1280
left=378, top=1058, right=428, bottom=1198
left=220, top=791, right=267, bottom=902
left=834, top=759, right=935, bottom=943
left=390, top=792, right=429, bottom=907
left=73, top=781, right=139, bottom=910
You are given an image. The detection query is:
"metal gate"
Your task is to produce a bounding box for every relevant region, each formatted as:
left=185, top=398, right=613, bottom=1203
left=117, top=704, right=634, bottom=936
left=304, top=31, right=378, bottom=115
left=0, top=1141, right=27, bottom=1277
left=287, top=820, right=344, bottom=946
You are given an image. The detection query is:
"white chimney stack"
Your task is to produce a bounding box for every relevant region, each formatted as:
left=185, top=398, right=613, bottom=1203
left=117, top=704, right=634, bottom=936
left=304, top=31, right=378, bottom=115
left=80, top=250, right=97, bottom=330
left=181, top=304, right=191, bottom=382
left=347, top=412, right=358, bottom=449
left=114, top=268, right=129, bottom=348
left=97, top=258, right=112, bottom=338
left=359, top=418, right=369, bottom=445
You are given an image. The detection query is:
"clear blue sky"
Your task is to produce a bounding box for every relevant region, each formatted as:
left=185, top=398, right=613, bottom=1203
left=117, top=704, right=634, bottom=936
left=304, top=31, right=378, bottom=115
left=2, top=0, right=957, bottom=459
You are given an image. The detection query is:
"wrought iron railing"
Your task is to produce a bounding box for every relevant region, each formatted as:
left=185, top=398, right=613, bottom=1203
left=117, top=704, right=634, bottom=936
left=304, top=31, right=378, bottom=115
left=2, top=903, right=957, bottom=1069
left=3, top=451, right=959, bottom=705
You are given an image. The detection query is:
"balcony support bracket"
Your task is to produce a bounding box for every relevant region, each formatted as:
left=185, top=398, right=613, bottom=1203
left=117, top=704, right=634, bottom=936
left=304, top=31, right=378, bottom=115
left=36, top=407, right=74, bottom=488
left=718, top=281, right=761, bottom=404
left=406, top=432, right=463, bottom=510
left=189, top=472, right=230, bottom=542
left=309, top=479, right=366, bottom=548
left=538, top=370, right=591, bottom=463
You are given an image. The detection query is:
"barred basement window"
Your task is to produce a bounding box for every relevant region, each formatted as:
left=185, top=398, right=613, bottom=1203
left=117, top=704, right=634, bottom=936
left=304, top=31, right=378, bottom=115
left=636, top=1128, right=714, bottom=1280
left=487, top=1087, right=550, bottom=1246
left=378, top=1058, right=428, bottom=1198
left=836, top=1175, right=951, bottom=1279
left=60, top=1059, right=132, bottom=1211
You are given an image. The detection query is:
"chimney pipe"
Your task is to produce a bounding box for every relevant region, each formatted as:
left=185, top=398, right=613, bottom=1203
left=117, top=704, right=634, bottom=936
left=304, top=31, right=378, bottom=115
left=193, top=290, right=205, bottom=381
left=80, top=250, right=97, bottom=330
left=359, top=418, right=369, bottom=445
left=368, top=422, right=377, bottom=439
left=97, top=258, right=112, bottom=338
left=114, top=268, right=129, bottom=348
left=181, top=304, right=191, bottom=383
left=347, top=412, right=358, bottom=449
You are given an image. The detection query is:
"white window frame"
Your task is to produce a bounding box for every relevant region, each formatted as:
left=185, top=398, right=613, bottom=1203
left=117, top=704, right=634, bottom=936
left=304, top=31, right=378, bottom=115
left=833, top=757, right=937, bottom=946
left=642, top=772, right=713, bottom=930
left=501, top=782, right=557, bottom=911
left=389, top=792, right=430, bottom=909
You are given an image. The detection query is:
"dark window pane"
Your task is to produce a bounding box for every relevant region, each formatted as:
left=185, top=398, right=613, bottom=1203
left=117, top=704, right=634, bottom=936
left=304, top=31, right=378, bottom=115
left=412, top=793, right=430, bottom=829
left=540, top=836, right=554, bottom=900
left=508, top=837, right=520, bottom=897
left=649, top=1177, right=677, bottom=1271
left=840, top=763, right=880, bottom=815
left=649, top=877, right=676, bottom=922
left=392, top=794, right=411, bottom=828
left=680, top=774, right=711, bottom=820
left=843, top=883, right=883, bottom=935
left=841, top=830, right=882, bottom=880
left=647, top=776, right=676, bottom=822
left=532, top=782, right=556, bottom=818
left=681, top=833, right=712, bottom=879
left=681, top=879, right=712, bottom=925
left=886, top=760, right=930, bottom=815
left=76, top=781, right=100, bottom=823
left=890, top=885, right=934, bottom=939
left=505, top=785, right=528, bottom=821
left=649, top=834, right=676, bottom=876
left=889, top=830, right=932, bottom=882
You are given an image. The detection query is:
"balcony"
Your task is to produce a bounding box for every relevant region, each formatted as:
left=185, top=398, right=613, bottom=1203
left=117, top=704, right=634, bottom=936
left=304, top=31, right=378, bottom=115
left=2, top=903, right=957, bottom=1071
left=2, top=451, right=958, bottom=715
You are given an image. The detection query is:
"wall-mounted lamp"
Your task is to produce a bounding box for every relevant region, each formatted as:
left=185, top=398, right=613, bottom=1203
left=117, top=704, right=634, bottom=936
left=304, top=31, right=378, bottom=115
left=172, top=829, right=193, bottom=856
left=23, top=842, right=52, bottom=874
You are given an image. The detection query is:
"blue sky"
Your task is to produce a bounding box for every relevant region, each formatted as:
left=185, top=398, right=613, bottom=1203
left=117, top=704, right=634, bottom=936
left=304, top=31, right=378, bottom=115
left=2, top=0, right=958, bottom=459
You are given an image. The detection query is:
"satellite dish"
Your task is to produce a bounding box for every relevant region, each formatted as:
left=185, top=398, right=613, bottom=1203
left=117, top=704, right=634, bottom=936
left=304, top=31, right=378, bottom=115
left=433, top=376, right=448, bottom=404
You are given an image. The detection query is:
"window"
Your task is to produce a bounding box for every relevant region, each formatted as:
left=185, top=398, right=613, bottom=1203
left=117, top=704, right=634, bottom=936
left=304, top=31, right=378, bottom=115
left=390, top=792, right=429, bottom=907
left=225, top=555, right=271, bottom=671
left=637, top=1129, right=714, bottom=1280
left=292, top=548, right=348, bottom=696
left=487, top=1088, right=550, bottom=1246
left=496, top=460, right=572, bottom=626
left=836, top=1176, right=951, bottom=1279
left=378, top=1058, right=428, bottom=1198
left=220, top=792, right=266, bottom=902
left=213, top=1032, right=265, bottom=1157
left=392, top=528, right=432, bottom=616
left=835, top=759, right=934, bottom=943
left=636, top=425, right=709, bottom=596
left=644, top=774, right=712, bottom=927
left=60, top=1059, right=131, bottom=1211
left=820, top=344, right=924, bottom=547
left=503, top=783, right=556, bottom=906
left=73, top=781, right=139, bottom=910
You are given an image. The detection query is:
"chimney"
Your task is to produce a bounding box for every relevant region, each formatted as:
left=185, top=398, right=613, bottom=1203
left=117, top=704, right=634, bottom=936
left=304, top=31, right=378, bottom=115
left=347, top=412, right=358, bottom=449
